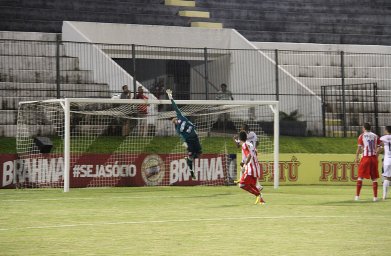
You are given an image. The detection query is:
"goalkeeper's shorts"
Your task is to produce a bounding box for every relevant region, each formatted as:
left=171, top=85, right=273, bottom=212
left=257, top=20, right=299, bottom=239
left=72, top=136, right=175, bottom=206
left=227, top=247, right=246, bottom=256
left=186, top=136, right=202, bottom=158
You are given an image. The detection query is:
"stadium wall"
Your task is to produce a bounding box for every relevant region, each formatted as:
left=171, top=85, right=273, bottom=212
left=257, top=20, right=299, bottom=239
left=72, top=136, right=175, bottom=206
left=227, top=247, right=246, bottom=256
left=0, top=153, right=381, bottom=188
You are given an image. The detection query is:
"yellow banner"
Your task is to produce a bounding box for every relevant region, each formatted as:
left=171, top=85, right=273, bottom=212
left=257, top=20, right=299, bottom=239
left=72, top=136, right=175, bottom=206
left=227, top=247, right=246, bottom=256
left=237, top=154, right=383, bottom=185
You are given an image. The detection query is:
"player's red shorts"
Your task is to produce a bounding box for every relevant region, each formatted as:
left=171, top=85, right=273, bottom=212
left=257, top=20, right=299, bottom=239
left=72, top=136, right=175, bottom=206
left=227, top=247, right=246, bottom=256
left=239, top=171, right=257, bottom=186
left=358, top=156, right=379, bottom=180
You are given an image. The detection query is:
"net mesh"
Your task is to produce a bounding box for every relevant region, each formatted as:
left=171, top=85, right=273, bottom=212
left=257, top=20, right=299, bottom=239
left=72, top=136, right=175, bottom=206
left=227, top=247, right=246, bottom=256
left=16, top=99, right=276, bottom=189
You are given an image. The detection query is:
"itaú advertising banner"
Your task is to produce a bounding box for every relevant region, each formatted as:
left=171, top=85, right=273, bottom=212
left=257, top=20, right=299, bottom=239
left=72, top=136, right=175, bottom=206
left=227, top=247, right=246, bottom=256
left=0, top=153, right=232, bottom=188
left=252, top=154, right=383, bottom=185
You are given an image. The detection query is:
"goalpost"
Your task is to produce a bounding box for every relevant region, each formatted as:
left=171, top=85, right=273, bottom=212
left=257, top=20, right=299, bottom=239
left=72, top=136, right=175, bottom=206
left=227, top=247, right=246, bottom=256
left=16, top=98, right=279, bottom=192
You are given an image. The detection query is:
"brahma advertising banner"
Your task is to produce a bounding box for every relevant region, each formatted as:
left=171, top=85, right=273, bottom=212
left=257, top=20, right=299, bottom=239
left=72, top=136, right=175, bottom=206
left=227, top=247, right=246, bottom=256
left=0, top=153, right=233, bottom=188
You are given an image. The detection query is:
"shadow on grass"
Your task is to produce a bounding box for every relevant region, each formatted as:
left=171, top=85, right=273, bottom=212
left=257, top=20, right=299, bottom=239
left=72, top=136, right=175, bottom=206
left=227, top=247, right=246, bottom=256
left=210, top=204, right=243, bottom=208
left=317, top=199, right=382, bottom=206
left=181, top=193, right=236, bottom=199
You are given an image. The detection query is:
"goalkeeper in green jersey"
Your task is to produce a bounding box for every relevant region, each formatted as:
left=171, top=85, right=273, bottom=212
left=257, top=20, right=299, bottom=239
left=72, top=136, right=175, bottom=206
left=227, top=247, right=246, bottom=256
left=166, top=89, right=202, bottom=179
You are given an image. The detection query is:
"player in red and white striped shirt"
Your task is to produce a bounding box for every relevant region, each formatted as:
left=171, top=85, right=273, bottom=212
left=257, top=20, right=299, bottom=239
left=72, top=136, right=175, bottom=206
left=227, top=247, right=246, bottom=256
left=355, top=123, right=381, bottom=202
left=233, top=124, right=261, bottom=185
left=238, top=131, right=265, bottom=204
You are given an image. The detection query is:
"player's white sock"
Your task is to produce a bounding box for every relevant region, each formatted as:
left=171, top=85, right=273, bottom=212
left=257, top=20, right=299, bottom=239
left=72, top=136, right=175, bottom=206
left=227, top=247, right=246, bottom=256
left=383, top=180, right=390, bottom=200
left=256, top=180, right=263, bottom=191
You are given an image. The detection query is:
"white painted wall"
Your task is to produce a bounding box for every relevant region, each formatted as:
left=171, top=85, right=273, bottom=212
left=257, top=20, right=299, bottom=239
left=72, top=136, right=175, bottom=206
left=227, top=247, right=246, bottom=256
left=190, top=54, right=231, bottom=100
left=62, top=21, right=232, bottom=48
left=62, top=21, right=151, bottom=98
left=61, top=21, right=322, bottom=132
left=228, top=31, right=321, bottom=131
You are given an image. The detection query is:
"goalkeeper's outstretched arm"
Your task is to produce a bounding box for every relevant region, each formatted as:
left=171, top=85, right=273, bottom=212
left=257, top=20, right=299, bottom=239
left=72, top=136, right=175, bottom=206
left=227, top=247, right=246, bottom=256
left=166, top=89, right=185, bottom=120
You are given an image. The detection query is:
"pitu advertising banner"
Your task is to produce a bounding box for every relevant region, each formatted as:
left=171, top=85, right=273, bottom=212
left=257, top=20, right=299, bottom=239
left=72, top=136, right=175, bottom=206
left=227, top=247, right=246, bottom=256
left=253, top=154, right=383, bottom=185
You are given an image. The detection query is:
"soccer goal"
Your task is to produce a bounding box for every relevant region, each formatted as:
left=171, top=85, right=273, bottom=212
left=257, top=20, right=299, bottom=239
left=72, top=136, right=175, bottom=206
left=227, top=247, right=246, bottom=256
left=16, top=98, right=279, bottom=192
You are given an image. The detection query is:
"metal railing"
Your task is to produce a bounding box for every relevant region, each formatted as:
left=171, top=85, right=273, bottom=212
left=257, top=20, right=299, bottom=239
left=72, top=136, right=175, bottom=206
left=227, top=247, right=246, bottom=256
left=321, top=83, right=380, bottom=137
left=1, top=38, right=391, bottom=136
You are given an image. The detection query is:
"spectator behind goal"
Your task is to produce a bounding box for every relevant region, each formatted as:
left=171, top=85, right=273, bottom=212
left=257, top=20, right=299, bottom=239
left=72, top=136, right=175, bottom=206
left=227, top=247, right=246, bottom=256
left=215, top=83, right=233, bottom=130
left=215, top=83, right=234, bottom=100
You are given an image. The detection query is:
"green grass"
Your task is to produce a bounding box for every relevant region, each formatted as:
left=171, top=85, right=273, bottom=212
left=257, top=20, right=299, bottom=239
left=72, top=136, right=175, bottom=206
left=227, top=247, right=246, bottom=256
left=0, top=186, right=389, bottom=256
left=0, top=137, right=17, bottom=154
left=279, top=136, right=357, bottom=153
left=0, top=136, right=357, bottom=154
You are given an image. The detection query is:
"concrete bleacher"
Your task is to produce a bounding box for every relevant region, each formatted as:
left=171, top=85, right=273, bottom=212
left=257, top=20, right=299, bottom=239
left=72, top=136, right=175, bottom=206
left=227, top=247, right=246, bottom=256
left=254, top=42, right=391, bottom=136
left=0, top=31, right=110, bottom=136
left=0, top=0, right=188, bottom=32
left=1, top=0, right=391, bottom=45
left=195, top=0, right=391, bottom=44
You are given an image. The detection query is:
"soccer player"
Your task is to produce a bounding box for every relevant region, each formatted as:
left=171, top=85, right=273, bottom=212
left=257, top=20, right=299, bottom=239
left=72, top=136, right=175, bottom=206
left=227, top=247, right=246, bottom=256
left=242, top=123, right=259, bottom=148
left=237, top=131, right=265, bottom=204
left=354, top=122, right=381, bottom=202
left=379, top=126, right=391, bottom=200
left=234, top=124, right=259, bottom=148
left=233, top=124, right=262, bottom=189
left=166, top=89, right=202, bottom=179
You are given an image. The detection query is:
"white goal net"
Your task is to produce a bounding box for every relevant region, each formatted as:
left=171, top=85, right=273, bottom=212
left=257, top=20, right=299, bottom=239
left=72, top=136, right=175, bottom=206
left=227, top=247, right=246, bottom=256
left=16, top=98, right=279, bottom=191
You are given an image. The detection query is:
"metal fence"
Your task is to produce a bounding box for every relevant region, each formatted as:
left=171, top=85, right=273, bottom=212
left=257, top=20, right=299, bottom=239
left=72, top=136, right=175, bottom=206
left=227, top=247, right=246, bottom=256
left=1, top=38, right=390, bottom=137
left=321, top=83, right=379, bottom=137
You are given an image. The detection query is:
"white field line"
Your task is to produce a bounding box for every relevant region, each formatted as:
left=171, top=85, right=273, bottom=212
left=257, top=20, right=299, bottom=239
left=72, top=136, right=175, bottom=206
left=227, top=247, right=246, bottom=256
left=0, top=195, right=209, bottom=202
left=0, top=194, right=240, bottom=202
left=0, top=215, right=388, bottom=232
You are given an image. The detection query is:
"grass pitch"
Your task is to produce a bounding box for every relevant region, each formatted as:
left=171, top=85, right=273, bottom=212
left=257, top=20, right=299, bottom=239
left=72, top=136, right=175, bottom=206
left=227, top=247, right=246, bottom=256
left=1, top=185, right=390, bottom=256
left=0, top=136, right=358, bottom=154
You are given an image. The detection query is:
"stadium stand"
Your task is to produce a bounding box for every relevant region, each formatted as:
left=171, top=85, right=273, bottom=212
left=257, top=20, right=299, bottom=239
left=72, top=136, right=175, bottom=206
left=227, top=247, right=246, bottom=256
left=1, top=0, right=391, bottom=44
left=195, top=0, right=391, bottom=44
left=0, top=31, right=110, bottom=136
left=0, top=0, right=390, bottom=136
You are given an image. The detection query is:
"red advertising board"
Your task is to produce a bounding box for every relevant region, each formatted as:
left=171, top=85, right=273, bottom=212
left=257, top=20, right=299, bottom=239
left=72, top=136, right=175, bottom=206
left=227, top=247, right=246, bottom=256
left=0, top=153, right=234, bottom=188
